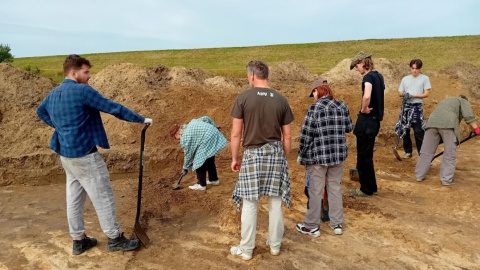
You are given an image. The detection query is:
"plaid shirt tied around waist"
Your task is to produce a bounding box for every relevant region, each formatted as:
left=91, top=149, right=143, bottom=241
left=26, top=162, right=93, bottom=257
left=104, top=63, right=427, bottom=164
left=232, top=141, right=291, bottom=211
left=394, top=103, right=426, bottom=139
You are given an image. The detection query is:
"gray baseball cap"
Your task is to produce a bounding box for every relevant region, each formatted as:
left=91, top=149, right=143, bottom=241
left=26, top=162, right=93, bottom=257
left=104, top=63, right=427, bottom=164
left=309, top=78, right=328, bottom=97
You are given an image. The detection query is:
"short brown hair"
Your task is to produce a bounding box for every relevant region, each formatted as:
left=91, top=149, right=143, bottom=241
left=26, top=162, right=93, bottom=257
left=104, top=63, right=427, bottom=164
left=409, top=59, right=423, bottom=69
left=246, top=60, right=269, bottom=79
left=63, top=54, right=92, bottom=76
left=360, top=57, right=374, bottom=70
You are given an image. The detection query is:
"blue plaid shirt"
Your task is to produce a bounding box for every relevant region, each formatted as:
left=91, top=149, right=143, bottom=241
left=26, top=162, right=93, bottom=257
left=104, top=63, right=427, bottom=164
left=37, top=79, right=145, bottom=158
left=298, top=97, right=353, bottom=166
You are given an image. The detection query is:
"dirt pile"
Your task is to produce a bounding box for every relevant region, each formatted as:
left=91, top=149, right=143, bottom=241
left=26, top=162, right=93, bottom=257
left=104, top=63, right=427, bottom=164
left=321, top=58, right=409, bottom=92
left=0, top=63, right=57, bottom=154
left=269, top=61, right=318, bottom=82
left=1, top=60, right=478, bottom=185
left=0, top=63, right=58, bottom=185
left=442, top=62, right=480, bottom=99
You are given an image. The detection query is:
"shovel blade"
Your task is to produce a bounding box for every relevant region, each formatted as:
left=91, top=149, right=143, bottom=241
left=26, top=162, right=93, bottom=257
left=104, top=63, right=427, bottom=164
left=134, top=221, right=150, bottom=247
left=172, top=173, right=185, bottom=190
left=349, top=168, right=360, bottom=182
left=392, top=147, right=402, bottom=161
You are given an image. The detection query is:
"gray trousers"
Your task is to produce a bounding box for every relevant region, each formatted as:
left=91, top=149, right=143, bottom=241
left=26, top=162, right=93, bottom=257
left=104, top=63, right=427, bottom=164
left=415, top=128, right=457, bottom=185
left=60, top=152, right=122, bottom=240
left=304, top=162, right=344, bottom=229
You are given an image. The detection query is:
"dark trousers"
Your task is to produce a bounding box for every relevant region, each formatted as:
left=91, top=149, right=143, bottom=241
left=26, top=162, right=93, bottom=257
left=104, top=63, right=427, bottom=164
left=195, top=156, right=218, bottom=187
left=403, top=123, right=425, bottom=155
left=356, top=134, right=377, bottom=195
left=353, top=114, right=380, bottom=196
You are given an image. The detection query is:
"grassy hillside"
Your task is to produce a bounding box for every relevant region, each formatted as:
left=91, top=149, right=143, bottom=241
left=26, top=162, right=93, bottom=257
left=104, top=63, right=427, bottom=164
left=11, top=35, right=480, bottom=83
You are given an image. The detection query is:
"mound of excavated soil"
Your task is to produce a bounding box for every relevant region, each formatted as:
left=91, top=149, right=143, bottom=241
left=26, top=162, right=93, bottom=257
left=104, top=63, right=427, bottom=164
left=321, top=58, right=410, bottom=93
left=443, top=62, right=480, bottom=99
left=269, top=61, right=318, bottom=82
left=0, top=63, right=58, bottom=185
left=0, top=63, right=57, bottom=153
left=1, top=60, right=477, bottom=185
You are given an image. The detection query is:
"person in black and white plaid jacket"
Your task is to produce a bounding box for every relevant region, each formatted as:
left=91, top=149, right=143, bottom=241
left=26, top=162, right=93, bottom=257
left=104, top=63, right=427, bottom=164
left=296, top=79, right=353, bottom=237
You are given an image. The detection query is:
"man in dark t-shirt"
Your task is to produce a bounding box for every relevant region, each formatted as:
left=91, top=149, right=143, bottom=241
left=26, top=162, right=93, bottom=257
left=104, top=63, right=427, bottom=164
left=231, top=86, right=293, bottom=147
left=229, top=60, right=294, bottom=260
left=349, top=52, right=385, bottom=197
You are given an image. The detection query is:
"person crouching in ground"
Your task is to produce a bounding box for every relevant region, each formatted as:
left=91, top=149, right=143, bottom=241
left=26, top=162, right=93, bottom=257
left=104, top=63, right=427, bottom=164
left=36, top=54, right=152, bottom=255
left=415, top=95, right=480, bottom=185
left=296, top=79, right=353, bottom=237
left=169, top=116, right=227, bottom=190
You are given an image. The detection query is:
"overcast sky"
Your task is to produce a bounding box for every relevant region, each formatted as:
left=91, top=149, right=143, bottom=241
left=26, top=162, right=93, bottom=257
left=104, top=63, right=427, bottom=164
left=2, top=0, right=479, bottom=58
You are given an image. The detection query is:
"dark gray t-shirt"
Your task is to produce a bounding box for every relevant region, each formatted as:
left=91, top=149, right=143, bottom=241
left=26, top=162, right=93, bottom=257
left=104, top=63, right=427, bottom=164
left=231, top=87, right=294, bottom=147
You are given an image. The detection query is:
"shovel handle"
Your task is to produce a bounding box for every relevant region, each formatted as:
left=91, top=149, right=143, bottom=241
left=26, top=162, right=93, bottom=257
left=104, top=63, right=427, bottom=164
left=431, top=131, right=476, bottom=162
left=136, top=125, right=149, bottom=223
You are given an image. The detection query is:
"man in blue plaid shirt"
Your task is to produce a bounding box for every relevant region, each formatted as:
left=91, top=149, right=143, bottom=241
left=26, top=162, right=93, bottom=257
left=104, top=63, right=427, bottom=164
left=37, top=54, right=152, bottom=255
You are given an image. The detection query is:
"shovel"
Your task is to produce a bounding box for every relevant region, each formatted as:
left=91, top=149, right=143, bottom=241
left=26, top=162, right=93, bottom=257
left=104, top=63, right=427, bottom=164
left=133, top=124, right=150, bottom=247
left=321, top=185, right=329, bottom=222
left=172, top=170, right=188, bottom=190
left=304, top=181, right=329, bottom=222
left=349, top=168, right=360, bottom=182
left=393, top=99, right=407, bottom=161
left=431, top=131, right=476, bottom=162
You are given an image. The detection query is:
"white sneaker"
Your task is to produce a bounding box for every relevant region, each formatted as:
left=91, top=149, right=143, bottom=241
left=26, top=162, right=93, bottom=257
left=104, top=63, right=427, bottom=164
left=266, top=240, right=280, bottom=256
left=296, top=223, right=320, bottom=237
left=330, top=224, right=343, bottom=235
left=188, top=183, right=206, bottom=191
left=230, top=246, right=252, bottom=260
left=442, top=180, right=455, bottom=186
left=206, top=180, right=220, bottom=186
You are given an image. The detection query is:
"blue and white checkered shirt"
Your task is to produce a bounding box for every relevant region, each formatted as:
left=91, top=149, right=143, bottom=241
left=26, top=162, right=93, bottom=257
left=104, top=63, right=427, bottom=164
left=298, top=97, right=353, bottom=166
left=180, top=116, right=227, bottom=171
left=37, top=79, right=145, bottom=158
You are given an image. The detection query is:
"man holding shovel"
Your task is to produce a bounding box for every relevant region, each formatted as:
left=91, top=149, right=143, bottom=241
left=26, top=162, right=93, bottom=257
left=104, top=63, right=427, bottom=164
left=395, top=59, right=431, bottom=158
left=37, top=54, right=152, bottom=255
left=415, top=95, right=480, bottom=185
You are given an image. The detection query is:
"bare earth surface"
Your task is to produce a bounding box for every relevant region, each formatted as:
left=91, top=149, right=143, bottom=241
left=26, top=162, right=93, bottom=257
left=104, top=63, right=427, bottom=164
left=1, top=60, right=480, bottom=270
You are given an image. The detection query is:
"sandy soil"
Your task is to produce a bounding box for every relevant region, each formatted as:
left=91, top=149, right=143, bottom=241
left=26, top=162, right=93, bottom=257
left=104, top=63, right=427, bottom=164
left=1, top=59, right=480, bottom=270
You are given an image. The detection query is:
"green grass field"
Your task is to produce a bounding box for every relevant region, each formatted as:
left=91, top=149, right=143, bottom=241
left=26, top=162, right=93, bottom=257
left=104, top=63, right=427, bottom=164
left=11, top=35, right=480, bottom=83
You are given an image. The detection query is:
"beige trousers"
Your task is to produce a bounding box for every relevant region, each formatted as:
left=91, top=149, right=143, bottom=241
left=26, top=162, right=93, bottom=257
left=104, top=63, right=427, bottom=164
left=238, top=196, right=284, bottom=256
